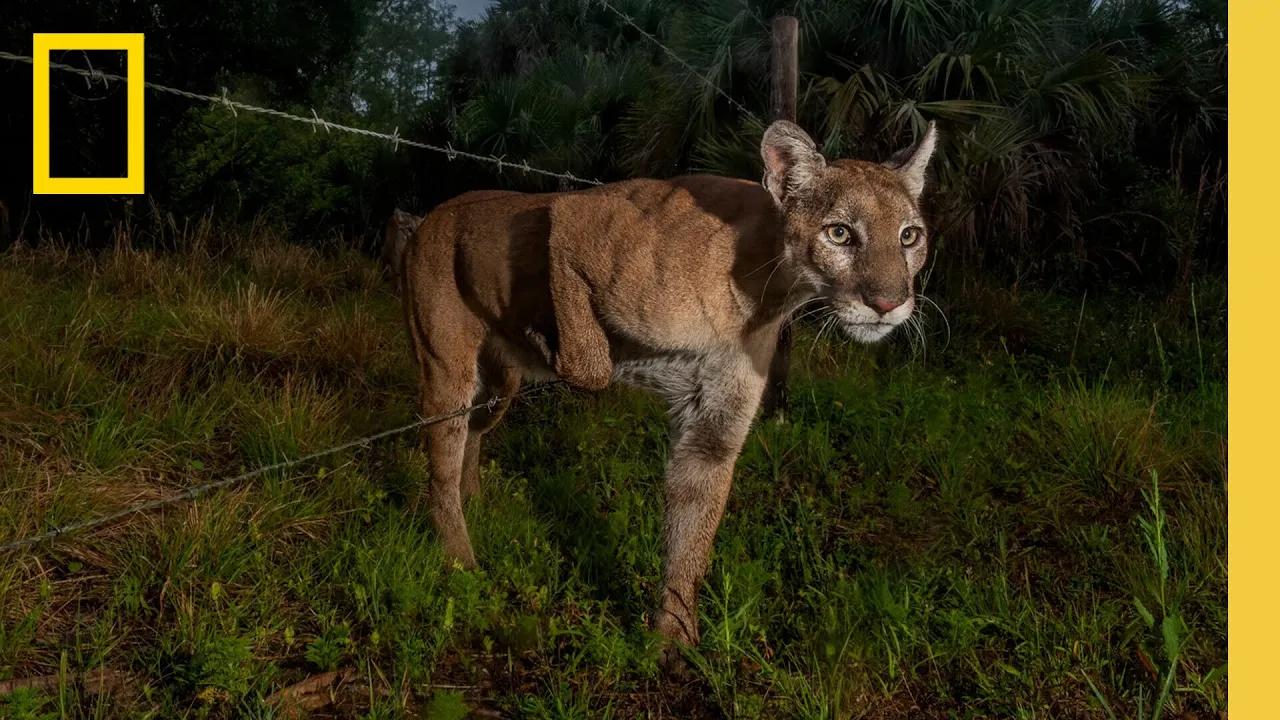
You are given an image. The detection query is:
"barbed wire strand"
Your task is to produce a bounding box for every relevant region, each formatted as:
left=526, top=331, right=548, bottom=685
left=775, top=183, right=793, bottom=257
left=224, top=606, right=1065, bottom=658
left=0, top=50, right=604, bottom=187
left=0, top=383, right=560, bottom=554
left=594, top=0, right=762, bottom=124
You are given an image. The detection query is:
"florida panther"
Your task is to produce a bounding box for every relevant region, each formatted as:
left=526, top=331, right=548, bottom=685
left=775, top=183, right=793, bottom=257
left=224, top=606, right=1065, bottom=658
left=400, top=119, right=937, bottom=652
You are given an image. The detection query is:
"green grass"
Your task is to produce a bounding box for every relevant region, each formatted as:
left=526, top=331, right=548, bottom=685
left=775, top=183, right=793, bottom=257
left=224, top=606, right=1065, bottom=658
left=0, top=230, right=1225, bottom=718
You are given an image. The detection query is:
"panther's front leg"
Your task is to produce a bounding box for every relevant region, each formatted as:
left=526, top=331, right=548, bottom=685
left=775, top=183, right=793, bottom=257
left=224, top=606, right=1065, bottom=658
left=652, top=358, right=765, bottom=651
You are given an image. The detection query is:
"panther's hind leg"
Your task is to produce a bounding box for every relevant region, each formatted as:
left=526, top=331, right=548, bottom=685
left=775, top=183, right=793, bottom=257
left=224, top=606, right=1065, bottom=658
left=416, top=364, right=482, bottom=566
left=460, top=345, right=521, bottom=501
left=404, top=290, right=485, bottom=568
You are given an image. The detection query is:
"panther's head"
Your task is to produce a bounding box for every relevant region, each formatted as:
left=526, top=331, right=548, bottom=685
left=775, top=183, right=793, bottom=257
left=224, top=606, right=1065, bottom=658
left=761, top=120, right=938, bottom=343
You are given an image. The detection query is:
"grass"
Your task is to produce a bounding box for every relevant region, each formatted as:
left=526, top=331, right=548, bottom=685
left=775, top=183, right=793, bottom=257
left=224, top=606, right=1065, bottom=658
left=0, top=227, right=1226, bottom=718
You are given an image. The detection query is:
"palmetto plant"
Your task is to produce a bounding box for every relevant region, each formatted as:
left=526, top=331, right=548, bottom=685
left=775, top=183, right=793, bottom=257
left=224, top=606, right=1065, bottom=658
left=443, top=0, right=1224, bottom=285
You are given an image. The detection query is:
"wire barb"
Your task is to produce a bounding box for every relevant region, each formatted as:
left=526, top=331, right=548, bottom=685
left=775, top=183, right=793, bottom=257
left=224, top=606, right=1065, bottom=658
left=217, top=86, right=238, bottom=117
left=80, top=51, right=95, bottom=89
left=311, top=108, right=330, bottom=133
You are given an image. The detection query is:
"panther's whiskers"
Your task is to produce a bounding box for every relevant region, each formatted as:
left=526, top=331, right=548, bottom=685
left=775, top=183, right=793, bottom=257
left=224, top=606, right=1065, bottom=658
left=916, top=293, right=950, bottom=350
left=807, top=312, right=838, bottom=366
left=789, top=299, right=831, bottom=326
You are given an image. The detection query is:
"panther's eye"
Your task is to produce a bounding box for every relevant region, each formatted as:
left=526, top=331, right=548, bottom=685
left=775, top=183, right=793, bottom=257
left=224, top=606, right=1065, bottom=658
left=900, top=226, right=923, bottom=247
left=823, top=224, right=854, bottom=246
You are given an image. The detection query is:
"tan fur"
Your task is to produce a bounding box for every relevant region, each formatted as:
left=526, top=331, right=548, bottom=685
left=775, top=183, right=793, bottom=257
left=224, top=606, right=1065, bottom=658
left=400, top=121, right=938, bottom=653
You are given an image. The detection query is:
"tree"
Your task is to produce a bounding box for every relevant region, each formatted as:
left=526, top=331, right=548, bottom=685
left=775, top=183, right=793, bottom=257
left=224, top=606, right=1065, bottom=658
left=348, top=0, right=457, bottom=122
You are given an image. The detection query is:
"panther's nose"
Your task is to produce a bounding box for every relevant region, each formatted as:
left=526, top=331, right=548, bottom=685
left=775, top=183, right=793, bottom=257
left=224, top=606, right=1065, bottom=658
left=866, top=295, right=905, bottom=315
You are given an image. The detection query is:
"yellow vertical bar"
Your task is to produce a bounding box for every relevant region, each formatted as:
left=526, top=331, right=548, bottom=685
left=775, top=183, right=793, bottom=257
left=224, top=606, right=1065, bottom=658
left=31, top=34, right=51, bottom=194
left=125, top=34, right=145, bottom=194
left=1231, top=3, right=1276, bottom=719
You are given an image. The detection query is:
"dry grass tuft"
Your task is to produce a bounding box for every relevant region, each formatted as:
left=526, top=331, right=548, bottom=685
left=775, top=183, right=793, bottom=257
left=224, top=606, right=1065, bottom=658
left=177, top=284, right=301, bottom=361
left=97, top=245, right=188, bottom=300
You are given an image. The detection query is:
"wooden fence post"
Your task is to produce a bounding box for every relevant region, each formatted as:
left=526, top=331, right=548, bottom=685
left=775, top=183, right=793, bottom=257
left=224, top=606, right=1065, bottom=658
left=762, top=15, right=799, bottom=419
left=770, top=16, right=798, bottom=123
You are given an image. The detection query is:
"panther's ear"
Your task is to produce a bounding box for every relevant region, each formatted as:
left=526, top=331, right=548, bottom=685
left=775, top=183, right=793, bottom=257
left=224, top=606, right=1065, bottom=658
left=884, top=121, right=938, bottom=199
left=761, top=121, right=826, bottom=206
left=392, top=209, right=422, bottom=240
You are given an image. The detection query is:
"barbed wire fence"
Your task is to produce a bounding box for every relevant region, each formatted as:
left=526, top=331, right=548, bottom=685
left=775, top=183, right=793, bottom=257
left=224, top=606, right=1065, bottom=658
left=0, top=50, right=603, bottom=187
left=0, top=4, right=765, bottom=554
left=0, top=383, right=564, bottom=554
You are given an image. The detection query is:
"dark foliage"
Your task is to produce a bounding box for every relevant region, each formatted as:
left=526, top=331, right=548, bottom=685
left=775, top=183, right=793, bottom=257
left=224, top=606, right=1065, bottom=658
left=0, top=0, right=1226, bottom=291
left=441, top=0, right=1226, bottom=291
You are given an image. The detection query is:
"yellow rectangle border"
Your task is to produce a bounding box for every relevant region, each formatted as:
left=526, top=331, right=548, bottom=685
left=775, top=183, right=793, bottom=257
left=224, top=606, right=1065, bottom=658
left=32, top=33, right=144, bottom=195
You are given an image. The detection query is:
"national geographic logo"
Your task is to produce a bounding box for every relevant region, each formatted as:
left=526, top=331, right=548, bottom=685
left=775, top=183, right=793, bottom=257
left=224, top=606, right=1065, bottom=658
left=32, top=33, right=144, bottom=195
